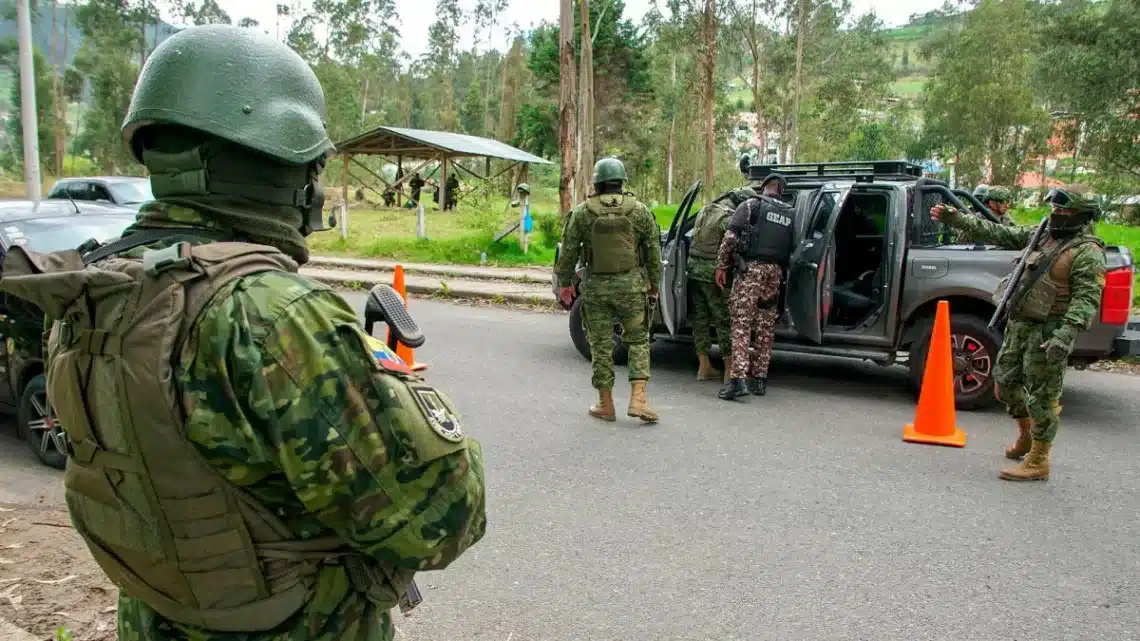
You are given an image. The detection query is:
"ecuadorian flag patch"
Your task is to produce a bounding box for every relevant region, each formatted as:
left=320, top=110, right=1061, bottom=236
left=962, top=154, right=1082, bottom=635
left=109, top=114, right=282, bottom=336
left=363, top=333, right=412, bottom=373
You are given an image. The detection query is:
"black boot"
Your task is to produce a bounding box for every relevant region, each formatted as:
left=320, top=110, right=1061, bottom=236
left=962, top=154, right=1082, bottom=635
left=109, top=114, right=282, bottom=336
left=718, top=378, right=749, bottom=401
left=747, top=377, right=767, bottom=396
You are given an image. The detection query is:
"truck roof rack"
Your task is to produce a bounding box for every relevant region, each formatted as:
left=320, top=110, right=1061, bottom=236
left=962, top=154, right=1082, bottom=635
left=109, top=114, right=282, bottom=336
left=747, top=160, right=924, bottom=183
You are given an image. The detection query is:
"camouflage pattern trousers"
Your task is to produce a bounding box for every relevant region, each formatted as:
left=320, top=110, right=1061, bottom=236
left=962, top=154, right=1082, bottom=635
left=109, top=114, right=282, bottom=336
left=581, top=279, right=652, bottom=390
left=994, top=318, right=1072, bottom=443
left=728, top=261, right=782, bottom=380
left=689, top=279, right=731, bottom=358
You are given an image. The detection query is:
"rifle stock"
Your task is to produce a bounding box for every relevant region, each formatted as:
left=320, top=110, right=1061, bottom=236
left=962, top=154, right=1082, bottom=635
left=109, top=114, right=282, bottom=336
left=988, top=217, right=1050, bottom=330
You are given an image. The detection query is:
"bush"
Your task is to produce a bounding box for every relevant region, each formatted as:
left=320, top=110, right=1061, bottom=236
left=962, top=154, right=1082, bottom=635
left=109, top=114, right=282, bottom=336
left=534, top=212, right=561, bottom=248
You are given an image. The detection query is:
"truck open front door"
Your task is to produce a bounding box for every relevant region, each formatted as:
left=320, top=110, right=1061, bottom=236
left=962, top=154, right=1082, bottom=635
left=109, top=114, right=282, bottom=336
left=659, top=181, right=703, bottom=337
left=786, top=187, right=850, bottom=344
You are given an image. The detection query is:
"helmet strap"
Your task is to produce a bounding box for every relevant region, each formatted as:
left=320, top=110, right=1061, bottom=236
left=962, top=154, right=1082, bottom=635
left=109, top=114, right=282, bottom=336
left=144, top=141, right=327, bottom=237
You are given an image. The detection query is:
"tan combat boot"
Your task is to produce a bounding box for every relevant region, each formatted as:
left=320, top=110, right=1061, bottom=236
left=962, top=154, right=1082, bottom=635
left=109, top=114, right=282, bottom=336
left=1004, top=418, right=1034, bottom=460
left=722, top=356, right=734, bottom=384
left=999, top=440, right=1052, bottom=482
left=697, top=353, right=721, bottom=381
left=589, top=389, right=616, bottom=422
left=627, top=380, right=659, bottom=424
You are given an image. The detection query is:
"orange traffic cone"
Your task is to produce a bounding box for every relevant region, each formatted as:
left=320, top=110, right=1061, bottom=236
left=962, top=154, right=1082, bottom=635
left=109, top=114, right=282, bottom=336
left=388, top=264, right=428, bottom=372
left=903, top=300, right=967, bottom=448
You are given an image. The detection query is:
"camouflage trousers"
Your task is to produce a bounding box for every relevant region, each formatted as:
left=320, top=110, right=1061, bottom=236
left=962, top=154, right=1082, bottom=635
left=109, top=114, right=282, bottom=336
left=689, top=279, right=731, bottom=358
left=582, top=292, right=651, bottom=390
left=993, top=318, right=1071, bottom=443
left=728, top=261, right=782, bottom=380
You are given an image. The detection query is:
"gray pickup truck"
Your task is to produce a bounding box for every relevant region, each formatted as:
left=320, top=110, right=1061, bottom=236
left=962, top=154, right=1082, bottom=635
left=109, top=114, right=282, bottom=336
left=555, top=161, right=1140, bottom=410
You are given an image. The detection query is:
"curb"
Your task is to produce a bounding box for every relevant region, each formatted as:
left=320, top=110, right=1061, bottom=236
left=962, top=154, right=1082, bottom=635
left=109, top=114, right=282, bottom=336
left=307, top=257, right=553, bottom=285
left=308, top=273, right=557, bottom=305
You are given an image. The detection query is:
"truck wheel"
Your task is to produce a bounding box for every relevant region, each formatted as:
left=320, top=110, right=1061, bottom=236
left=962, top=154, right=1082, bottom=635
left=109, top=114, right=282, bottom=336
left=568, top=297, right=630, bottom=366
left=908, top=314, right=1001, bottom=412
left=18, top=375, right=67, bottom=470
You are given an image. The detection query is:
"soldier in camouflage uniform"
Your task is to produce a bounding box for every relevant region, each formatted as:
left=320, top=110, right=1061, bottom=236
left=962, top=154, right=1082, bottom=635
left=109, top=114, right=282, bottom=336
left=982, top=185, right=1016, bottom=226
left=932, top=187, right=1106, bottom=482
left=715, top=175, right=796, bottom=401
left=556, top=157, right=662, bottom=423
left=0, top=25, right=486, bottom=641
left=686, top=188, right=758, bottom=383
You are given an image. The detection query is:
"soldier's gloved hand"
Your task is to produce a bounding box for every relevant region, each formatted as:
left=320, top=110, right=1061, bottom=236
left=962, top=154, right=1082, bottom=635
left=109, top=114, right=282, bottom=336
left=1040, top=325, right=1079, bottom=360
left=715, top=267, right=728, bottom=290
left=559, top=286, right=576, bottom=306
left=930, top=203, right=952, bottom=222
left=648, top=282, right=659, bottom=297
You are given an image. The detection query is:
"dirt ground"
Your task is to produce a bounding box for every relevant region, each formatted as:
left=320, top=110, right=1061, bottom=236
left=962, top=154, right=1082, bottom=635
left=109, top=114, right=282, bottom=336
left=0, top=503, right=117, bottom=641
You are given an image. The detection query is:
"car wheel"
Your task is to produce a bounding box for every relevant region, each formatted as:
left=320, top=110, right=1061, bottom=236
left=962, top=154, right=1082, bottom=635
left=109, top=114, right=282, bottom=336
left=18, top=375, right=66, bottom=470
left=908, top=314, right=1002, bottom=412
left=568, top=297, right=630, bottom=366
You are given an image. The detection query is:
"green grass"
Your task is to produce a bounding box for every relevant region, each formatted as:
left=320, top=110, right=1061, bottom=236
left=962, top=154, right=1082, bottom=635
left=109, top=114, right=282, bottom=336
left=890, top=75, right=927, bottom=99
left=1011, top=206, right=1140, bottom=307
left=308, top=204, right=559, bottom=267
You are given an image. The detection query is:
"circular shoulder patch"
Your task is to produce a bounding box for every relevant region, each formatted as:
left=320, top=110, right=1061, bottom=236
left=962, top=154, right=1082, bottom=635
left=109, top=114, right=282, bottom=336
left=409, top=385, right=464, bottom=443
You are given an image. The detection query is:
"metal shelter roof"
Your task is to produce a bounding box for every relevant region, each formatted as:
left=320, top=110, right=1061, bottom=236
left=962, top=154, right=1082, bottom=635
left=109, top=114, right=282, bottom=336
left=335, top=126, right=552, bottom=165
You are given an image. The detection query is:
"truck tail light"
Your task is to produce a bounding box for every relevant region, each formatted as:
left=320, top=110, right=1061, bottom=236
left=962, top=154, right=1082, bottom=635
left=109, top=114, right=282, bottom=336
left=1101, top=267, right=1134, bottom=326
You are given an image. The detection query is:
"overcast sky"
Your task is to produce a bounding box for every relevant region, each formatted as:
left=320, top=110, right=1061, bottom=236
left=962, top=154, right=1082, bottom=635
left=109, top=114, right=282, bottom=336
left=204, top=0, right=952, bottom=59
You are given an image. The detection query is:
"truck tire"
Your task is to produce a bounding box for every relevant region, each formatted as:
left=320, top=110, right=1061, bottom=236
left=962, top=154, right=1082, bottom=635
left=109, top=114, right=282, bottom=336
left=18, top=375, right=67, bottom=470
left=568, top=297, right=629, bottom=366
left=908, top=313, right=1002, bottom=412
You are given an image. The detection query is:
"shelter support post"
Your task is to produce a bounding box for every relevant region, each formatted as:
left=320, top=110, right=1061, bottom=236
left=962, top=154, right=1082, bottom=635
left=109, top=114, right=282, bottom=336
left=441, top=155, right=449, bottom=212
left=520, top=192, right=529, bottom=254
left=341, top=153, right=350, bottom=239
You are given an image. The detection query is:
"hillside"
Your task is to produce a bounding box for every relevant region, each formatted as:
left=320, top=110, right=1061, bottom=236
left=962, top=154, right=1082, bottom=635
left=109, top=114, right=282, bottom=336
left=0, top=0, right=178, bottom=111
left=726, top=9, right=962, bottom=108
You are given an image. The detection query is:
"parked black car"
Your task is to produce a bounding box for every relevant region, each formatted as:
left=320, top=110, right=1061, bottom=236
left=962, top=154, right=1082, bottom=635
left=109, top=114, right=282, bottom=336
left=0, top=200, right=139, bottom=469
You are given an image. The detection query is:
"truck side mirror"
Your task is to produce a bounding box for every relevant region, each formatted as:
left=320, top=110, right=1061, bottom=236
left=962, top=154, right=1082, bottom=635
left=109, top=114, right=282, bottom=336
left=363, top=284, right=426, bottom=350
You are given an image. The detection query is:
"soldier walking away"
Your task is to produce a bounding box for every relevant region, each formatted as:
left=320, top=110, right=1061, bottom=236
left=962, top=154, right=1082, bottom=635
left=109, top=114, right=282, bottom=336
left=687, top=187, right=759, bottom=383
left=716, top=174, right=796, bottom=400
left=932, top=188, right=1106, bottom=482
left=0, top=25, right=487, bottom=641
left=555, top=157, right=663, bottom=424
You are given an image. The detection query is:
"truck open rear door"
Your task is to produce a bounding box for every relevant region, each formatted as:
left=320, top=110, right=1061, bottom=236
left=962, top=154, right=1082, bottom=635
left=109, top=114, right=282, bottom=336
left=787, top=188, right=850, bottom=344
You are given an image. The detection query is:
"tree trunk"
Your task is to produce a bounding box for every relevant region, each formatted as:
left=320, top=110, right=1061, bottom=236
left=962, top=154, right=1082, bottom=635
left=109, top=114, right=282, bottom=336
left=790, top=0, right=809, bottom=162
left=666, top=53, right=676, bottom=204
left=575, top=0, right=594, bottom=204
left=49, top=0, right=63, bottom=177
left=483, top=4, right=496, bottom=136
left=557, top=0, right=577, bottom=217
left=360, top=76, right=369, bottom=123
left=702, top=0, right=718, bottom=192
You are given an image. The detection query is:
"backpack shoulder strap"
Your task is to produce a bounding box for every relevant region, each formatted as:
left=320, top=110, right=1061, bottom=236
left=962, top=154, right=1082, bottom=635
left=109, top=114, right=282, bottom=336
left=141, top=241, right=300, bottom=360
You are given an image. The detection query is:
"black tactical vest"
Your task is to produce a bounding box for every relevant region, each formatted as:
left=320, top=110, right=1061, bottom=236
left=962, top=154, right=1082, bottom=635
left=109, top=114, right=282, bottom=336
left=737, top=196, right=795, bottom=265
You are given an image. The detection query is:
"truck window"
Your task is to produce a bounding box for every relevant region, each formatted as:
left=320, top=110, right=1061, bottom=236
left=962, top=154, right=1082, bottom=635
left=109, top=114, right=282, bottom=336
left=911, top=189, right=948, bottom=248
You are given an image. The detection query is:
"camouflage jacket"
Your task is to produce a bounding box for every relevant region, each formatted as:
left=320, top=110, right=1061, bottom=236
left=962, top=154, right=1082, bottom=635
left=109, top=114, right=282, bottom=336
left=554, top=195, right=662, bottom=294
left=944, top=208, right=1107, bottom=331
left=79, top=210, right=487, bottom=641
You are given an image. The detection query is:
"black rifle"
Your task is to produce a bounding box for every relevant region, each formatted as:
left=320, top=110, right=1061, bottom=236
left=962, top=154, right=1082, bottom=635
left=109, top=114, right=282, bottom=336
left=988, top=217, right=1050, bottom=330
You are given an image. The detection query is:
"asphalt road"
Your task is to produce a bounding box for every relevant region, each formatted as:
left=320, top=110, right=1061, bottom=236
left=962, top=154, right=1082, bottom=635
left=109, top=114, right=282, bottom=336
left=3, top=295, right=1139, bottom=641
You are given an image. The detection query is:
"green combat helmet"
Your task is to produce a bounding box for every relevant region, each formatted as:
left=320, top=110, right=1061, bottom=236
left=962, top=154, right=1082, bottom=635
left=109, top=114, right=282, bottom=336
left=592, top=157, right=628, bottom=184
left=985, top=186, right=1013, bottom=203
left=973, top=184, right=989, bottom=199
left=1046, top=187, right=1101, bottom=233
left=121, top=24, right=335, bottom=234
left=517, top=183, right=531, bottom=195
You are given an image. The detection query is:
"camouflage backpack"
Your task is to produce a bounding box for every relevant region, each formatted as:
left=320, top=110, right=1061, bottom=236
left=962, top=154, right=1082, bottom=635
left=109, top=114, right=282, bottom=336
left=0, top=237, right=418, bottom=632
